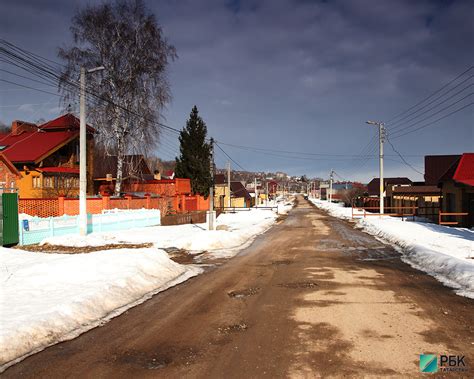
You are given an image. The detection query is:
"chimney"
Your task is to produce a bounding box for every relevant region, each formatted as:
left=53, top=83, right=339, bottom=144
left=154, top=170, right=161, bottom=180
left=11, top=120, right=37, bottom=135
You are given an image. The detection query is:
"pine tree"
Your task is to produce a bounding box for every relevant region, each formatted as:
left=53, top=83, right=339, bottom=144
left=175, top=106, right=212, bottom=197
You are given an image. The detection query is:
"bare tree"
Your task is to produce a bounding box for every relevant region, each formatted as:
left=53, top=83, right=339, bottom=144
left=339, top=187, right=366, bottom=207
left=58, top=0, right=177, bottom=195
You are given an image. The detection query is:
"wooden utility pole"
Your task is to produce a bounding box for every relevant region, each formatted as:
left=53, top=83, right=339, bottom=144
left=227, top=162, right=231, bottom=208
left=208, top=138, right=216, bottom=230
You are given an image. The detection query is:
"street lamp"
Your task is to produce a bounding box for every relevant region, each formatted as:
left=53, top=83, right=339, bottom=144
left=366, top=120, right=385, bottom=215
left=79, top=65, right=105, bottom=236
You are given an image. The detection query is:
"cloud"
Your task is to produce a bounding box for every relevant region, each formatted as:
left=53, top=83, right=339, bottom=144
left=1, top=0, right=472, bottom=181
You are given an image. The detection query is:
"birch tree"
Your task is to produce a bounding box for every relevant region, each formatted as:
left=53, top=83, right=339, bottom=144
left=58, top=0, right=176, bottom=195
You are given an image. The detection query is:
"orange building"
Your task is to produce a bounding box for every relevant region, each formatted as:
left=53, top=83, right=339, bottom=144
left=0, top=114, right=94, bottom=198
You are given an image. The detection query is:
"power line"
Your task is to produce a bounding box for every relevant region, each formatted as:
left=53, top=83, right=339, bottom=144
left=386, top=65, right=474, bottom=123
left=214, top=143, right=246, bottom=171
left=388, top=92, right=473, bottom=136
left=391, top=101, right=473, bottom=139
left=387, top=81, right=473, bottom=131
left=385, top=137, right=424, bottom=175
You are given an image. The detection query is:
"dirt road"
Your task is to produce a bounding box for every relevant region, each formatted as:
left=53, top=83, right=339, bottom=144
left=4, top=197, right=473, bottom=378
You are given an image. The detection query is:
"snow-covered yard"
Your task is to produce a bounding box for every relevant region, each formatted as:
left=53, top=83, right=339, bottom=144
left=0, top=201, right=293, bottom=371
left=311, top=199, right=474, bottom=299
left=41, top=201, right=293, bottom=258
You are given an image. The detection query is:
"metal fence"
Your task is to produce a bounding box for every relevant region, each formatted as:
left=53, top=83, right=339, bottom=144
left=18, top=209, right=161, bottom=245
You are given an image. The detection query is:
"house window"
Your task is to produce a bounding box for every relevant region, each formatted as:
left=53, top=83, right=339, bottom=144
left=32, top=176, right=41, bottom=188
left=43, top=176, right=54, bottom=188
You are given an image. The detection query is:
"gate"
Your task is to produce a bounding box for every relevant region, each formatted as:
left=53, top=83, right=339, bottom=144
left=1, top=192, right=19, bottom=246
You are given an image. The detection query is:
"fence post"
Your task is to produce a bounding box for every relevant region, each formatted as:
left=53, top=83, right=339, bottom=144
left=126, top=195, right=132, bottom=210
left=19, top=219, right=23, bottom=245
left=58, top=196, right=65, bottom=216
left=173, top=196, right=180, bottom=213
left=181, top=194, right=186, bottom=213
left=102, top=195, right=110, bottom=211
left=145, top=194, right=151, bottom=209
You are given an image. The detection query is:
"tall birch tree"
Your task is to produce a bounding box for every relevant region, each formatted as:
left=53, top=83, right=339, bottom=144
left=58, top=0, right=176, bottom=195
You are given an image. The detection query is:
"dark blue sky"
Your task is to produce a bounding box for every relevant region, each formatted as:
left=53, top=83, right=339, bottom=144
left=1, top=0, right=473, bottom=182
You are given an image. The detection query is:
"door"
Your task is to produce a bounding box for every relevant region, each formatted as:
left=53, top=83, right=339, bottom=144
left=2, top=193, right=19, bottom=245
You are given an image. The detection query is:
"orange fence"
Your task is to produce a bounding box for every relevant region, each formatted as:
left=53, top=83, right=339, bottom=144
left=19, top=194, right=209, bottom=218
left=438, top=212, right=468, bottom=226
left=18, top=198, right=60, bottom=218
left=352, top=206, right=418, bottom=220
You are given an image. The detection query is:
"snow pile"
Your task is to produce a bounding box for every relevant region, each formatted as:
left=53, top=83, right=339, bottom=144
left=0, top=247, right=201, bottom=371
left=42, top=204, right=294, bottom=258
left=310, top=199, right=474, bottom=298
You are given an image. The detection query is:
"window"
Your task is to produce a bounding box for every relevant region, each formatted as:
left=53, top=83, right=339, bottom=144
left=32, top=176, right=41, bottom=188
left=43, top=176, right=54, bottom=188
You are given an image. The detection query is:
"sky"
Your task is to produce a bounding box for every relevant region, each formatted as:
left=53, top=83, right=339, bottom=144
left=1, top=0, right=473, bottom=182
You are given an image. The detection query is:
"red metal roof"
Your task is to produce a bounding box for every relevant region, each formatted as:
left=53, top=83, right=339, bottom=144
left=453, top=153, right=474, bottom=187
left=0, top=130, right=78, bottom=163
left=38, top=167, right=79, bottom=174
left=39, top=113, right=95, bottom=132
left=424, top=155, right=461, bottom=185
left=0, top=114, right=92, bottom=163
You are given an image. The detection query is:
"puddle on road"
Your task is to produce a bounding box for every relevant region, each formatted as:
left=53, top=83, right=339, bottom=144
left=272, top=260, right=293, bottom=265
left=278, top=281, right=318, bottom=289
left=228, top=287, right=260, bottom=298
left=218, top=322, right=248, bottom=334
left=114, top=350, right=173, bottom=370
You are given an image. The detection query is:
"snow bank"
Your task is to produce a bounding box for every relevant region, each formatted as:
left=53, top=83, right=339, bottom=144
left=310, top=199, right=474, bottom=298
left=42, top=202, right=294, bottom=259
left=0, top=248, right=202, bottom=371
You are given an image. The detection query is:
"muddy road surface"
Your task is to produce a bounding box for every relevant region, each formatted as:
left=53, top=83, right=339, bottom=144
left=4, top=197, right=473, bottom=378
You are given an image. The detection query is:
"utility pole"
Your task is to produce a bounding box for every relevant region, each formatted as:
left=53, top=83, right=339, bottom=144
left=329, top=169, right=334, bottom=203
left=227, top=162, right=231, bottom=208
left=79, top=65, right=104, bottom=236
left=207, top=138, right=216, bottom=229
left=254, top=177, right=258, bottom=207
left=366, top=120, right=385, bottom=214
left=79, top=67, right=87, bottom=236
left=265, top=180, right=269, bottom=206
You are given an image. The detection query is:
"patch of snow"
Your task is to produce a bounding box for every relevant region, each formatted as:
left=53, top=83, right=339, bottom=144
left=42, top=203, right=294, bottom=259
left=0, top=247, right=202, bottom=371
left=310, top=199, right=474, bottom=298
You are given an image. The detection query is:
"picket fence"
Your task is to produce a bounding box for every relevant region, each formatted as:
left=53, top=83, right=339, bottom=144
left=19, top=209, right=161, bottom=245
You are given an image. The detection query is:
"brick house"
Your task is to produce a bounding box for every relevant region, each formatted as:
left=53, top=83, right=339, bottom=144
left=0, top=153, right=21, bottom=189
left=0, top=114, right=94, bottom=198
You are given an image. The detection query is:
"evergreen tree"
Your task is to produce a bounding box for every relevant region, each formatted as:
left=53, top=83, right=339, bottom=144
left=175, top=106, right=212, bottom=197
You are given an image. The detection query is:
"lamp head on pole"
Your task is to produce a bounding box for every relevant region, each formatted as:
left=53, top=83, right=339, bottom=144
left=87, top=66, right=105, bottom=74
left=366, top=120, right=385, bottom=126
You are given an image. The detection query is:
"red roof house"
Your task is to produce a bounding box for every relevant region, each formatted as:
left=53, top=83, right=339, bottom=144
left=1, top=114, right=95, bottom=198
left=438, top=152, right=474, bottom=227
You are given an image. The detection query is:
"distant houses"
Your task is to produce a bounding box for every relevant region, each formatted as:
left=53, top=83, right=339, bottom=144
left=214, top=174, right=253, bottom=208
